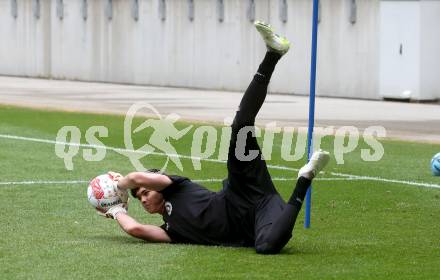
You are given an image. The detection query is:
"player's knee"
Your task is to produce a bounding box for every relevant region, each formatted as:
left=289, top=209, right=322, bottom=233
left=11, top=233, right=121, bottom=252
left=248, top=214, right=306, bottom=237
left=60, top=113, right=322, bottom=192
left=255, top=242, right=281, bottom=255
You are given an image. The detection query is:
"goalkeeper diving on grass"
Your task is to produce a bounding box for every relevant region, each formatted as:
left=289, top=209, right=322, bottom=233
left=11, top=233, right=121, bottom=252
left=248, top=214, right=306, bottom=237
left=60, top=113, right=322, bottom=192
left=92, top=21, right=330, bottom=254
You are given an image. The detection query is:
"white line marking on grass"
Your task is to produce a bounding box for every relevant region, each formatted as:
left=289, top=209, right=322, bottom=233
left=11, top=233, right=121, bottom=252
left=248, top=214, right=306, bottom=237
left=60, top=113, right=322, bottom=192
left=0, top=180, right=88, bottom=185
left=1, top=133, right=439, bottom=189
left=329, top=172, right=440, bottom=189
left=0, top=134, right=294, bottom=171
left=194, top=177, right=366, bottom=183
left=0, top=177, right=366, bottom=186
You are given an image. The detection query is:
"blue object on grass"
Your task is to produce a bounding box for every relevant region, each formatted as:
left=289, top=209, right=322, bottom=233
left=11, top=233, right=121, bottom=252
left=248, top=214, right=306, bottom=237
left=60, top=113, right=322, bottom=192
left=432, top=153, right=440, bottom=176
left=305, top=0, right=320, bottom=229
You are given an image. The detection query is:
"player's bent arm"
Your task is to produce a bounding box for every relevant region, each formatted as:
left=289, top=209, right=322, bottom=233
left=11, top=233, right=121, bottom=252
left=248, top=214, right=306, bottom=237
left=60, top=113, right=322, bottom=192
left=117, top=172, right=172, bottom=192
left=114, top=212, right=171, bottom=243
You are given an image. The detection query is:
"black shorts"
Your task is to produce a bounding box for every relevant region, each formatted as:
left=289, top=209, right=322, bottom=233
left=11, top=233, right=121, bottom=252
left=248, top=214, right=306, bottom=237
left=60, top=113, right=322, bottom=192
left=222, top=120, right=286, bottom=243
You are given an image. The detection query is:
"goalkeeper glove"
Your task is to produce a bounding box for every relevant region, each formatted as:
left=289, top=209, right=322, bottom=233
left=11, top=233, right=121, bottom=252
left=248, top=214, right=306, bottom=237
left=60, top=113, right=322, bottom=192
left=104, top=204, right=128, bottom=219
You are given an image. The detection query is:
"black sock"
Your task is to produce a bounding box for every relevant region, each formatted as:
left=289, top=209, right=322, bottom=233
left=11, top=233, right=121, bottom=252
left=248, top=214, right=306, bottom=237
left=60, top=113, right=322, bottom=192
left=254, top=52, right=282, bottom=84
left=288, top=177, right=312, bottom=208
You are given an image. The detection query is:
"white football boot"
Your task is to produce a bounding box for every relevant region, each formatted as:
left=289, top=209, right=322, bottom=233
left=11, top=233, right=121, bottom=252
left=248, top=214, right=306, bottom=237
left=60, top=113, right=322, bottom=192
left=254, top=21, right=291, bottom=56
left=298, top=150, right=330, bottom=179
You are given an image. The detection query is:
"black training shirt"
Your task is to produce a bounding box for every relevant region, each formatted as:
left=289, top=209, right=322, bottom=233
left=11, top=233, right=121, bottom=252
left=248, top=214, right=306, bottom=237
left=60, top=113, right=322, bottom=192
left=159, top=175, right=248, bottom=247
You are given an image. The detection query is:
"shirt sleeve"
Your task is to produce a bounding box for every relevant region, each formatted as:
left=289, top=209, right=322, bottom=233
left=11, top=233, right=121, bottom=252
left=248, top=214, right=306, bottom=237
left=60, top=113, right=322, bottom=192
left=159, top=174, right=190, bottom=197
left=159, top=223, right=185, bottom=244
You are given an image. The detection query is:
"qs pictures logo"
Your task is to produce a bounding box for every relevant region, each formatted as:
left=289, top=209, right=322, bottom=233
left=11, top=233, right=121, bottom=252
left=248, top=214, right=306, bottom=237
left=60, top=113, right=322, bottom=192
left=55, top=102, right=386, bottom=171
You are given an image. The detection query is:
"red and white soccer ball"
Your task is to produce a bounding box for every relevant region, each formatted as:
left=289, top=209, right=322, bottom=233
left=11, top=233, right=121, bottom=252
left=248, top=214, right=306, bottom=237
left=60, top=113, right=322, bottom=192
left=87, top=174, right=128, bottom=211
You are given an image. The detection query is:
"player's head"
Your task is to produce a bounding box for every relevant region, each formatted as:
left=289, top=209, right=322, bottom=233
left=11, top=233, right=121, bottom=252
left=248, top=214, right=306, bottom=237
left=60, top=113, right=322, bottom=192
left=130, top=169, right=165, bottom=214
left=132, top=187, right=165, bottom=214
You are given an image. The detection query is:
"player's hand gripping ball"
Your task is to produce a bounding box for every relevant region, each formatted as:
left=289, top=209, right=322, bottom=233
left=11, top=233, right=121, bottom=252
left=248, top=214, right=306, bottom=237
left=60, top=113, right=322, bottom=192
left=87, top=174, right=128, bottom=211
left=431, top=152, right=440, bottom=176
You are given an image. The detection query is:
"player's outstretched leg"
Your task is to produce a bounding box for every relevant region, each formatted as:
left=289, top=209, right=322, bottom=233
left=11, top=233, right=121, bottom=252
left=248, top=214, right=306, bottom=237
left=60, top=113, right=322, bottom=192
left=233, top=21, right=290, bottom=127
left=255, top=150, right=330, bottom=254
left=225, top=21, right=291, bottom=210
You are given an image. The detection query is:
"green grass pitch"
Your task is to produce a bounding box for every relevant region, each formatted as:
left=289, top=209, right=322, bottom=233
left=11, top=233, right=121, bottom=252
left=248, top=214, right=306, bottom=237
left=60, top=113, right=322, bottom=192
left=1, top=105, right=439, bottom=279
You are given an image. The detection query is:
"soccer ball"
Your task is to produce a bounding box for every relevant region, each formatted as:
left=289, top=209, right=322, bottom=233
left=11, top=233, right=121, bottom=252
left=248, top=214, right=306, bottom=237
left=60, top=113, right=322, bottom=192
left=432, top=153, right=440, bottom=176
left=87, top=174, right=128, bottom=211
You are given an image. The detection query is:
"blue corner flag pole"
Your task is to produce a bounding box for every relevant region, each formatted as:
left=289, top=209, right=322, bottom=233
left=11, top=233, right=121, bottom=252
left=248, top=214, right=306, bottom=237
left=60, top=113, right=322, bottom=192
left=304, top=0, right=320, bottom=229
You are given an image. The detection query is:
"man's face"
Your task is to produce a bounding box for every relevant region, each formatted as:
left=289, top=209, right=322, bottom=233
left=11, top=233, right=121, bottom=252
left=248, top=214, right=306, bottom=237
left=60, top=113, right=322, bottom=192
left=135, top=187, right=165, bottom=214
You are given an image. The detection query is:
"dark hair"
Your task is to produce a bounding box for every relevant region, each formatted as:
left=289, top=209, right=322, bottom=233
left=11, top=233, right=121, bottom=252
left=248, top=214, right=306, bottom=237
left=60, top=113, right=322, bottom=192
left=130, top=169, right=162, bottom=198
left=130, top=188, right=139, bottom=199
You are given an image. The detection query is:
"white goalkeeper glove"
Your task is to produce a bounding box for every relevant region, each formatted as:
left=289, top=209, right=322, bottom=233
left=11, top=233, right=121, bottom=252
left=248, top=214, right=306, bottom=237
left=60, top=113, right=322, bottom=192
left=104, top=204, right=128, bottom=219
left=114, top=182, right=129, bottom=200
left=109, top=172, right=129, bottom=202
